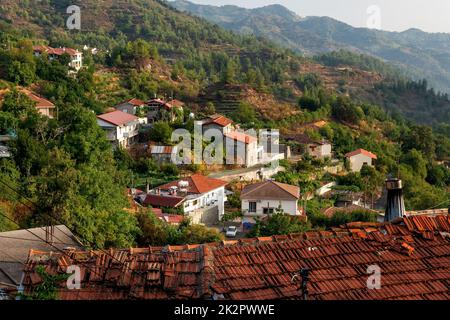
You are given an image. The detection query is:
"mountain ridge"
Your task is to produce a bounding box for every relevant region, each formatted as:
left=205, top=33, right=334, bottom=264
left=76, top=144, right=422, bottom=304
left=170, top=0, right=450, bottom=94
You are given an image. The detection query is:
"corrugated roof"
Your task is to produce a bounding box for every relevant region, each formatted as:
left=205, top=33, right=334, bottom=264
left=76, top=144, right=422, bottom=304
left=21, top=215, right=450, bottom=300
left=151, top=146, right=177, bottom=154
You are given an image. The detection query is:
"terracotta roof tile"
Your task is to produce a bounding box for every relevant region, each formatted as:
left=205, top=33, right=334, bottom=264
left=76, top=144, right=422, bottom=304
left=22, top=215, right=450, bottom=300
left=345, top=148, right=378, bottom=159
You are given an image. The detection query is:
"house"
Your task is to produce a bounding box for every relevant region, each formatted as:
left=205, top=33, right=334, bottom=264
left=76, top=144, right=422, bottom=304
left=114, top=98, right=146, bottom=116
left=33, top=45, right=83, bottom=72
left=0, top=88, right=56, bottom=118
left=97, top=110, right=142, bottom=148
left=151, top=208, right=185, bottom=225
left=150, top=145, right=178, bottom=164
left=259, top=130, right=289, bottom=163
left=240, top=180, right=302, bottom=230
left=224, top=131, right=260, bottom=168
left=0, top=134, right=12, bottom=158
left=345, top=148, right=377, bottom=172
left=0, top=225, right=83, bottom=299
left=139, top=174, right=228, bottom=224
left=21, top=215, right=450, bottom=300
left=147, top=98, right=183, bottom=123
left=283, top=133, right=332, bottom=159
left=201, top=114, right=234, bottom=135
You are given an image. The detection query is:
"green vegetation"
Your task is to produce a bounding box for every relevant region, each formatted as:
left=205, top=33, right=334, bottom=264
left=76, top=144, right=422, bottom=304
left=0, top=0, right=448, bottom=246
left=136, top=210, right=223, bottom=246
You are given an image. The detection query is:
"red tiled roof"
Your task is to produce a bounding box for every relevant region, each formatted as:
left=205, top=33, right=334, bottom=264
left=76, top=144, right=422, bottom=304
left=345, top=149, right=378, bottom=160
left=97, top=110, right=138, bottom=126
left=143, top=194, right=185, bottom=208
left=33, top=45, right=80, bottom=57
left=204, top=114, right=233, bottom=127
left=168, top=99, right=184, bottom=108
left=22, top=215, right=450, bottom=300
left=224, top=131, right=257, bottom=144
left=241, top=180, right=300, bottom=200
left=124, top=98, right=146, bottom=106
left=158, top=174, right=227, bottom=194
left=0, top=88, right=55, bottom=109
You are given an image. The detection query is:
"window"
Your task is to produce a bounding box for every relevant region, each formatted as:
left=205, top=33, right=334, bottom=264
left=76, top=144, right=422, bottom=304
left=263, top=208, right=275, bottom=215
left=249, top=202, right=257, bottom=213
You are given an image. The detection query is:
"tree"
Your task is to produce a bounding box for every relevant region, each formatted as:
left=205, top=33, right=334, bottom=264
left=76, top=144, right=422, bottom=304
left=2, top=89, right=37, bottom=118
left=332, top=96, right=364, bottom=124
left=247, top=212, right=311, bottom=237
left=401, top=149, right=428, bottom=180
left=149, top=121, right=173, bottom=144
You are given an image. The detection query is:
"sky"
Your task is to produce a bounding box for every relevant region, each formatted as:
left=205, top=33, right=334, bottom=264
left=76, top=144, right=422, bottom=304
left=184, top=0, right=450, bottom=33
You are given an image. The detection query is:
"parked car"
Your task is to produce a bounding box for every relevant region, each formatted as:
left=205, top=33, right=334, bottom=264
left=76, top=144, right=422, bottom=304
left=226, top=226, right=238, bottom=238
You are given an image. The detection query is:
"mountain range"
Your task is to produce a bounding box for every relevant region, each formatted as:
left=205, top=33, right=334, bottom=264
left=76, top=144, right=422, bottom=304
left=171, top=0, right=450, bottom=94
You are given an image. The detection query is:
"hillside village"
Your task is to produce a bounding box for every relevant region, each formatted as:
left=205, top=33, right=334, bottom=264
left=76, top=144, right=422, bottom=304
left=0, top=0, right=449, bottom=302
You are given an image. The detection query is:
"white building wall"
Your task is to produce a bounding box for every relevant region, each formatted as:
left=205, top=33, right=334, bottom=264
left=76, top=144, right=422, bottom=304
left=348, top=154, right=373, bottom=172
left=183, top=187, right=226, bottom=219
left=242, top=199, right=299, bottom=216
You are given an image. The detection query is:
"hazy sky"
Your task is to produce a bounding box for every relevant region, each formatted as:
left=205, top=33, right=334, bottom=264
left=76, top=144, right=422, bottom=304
left=185, top=0, right=450, bottom=33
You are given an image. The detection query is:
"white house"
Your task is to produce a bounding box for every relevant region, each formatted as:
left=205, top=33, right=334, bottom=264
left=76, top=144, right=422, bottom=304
left=114, top=98, right=146, bottom=115
left=201, top=114, right=234, bottom=135
left=224, top=131, right=261, bottom=168
left=345, top=149, right=377, bottom=172
left=240, top=180, right=302, bottom=230
left=33, top=45, right=83, bottom=72
left=97, top=110, right=143, bottom=148
left=139, top=174, right=228, bottom=225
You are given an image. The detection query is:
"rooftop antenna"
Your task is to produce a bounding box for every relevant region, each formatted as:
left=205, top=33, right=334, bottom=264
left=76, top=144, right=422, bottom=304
left=292, top=267, right=311, bottom=300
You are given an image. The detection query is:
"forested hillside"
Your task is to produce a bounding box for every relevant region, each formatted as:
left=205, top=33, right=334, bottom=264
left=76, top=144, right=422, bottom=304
left=0, top=0, right=448, bottom=248
left=172, top=0, right=450, bottom=97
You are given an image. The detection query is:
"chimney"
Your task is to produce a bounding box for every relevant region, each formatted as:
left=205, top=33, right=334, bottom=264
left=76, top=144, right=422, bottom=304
left=146, top=182, right=150, bottom=194
left=384, top=178, right=406, bottom=222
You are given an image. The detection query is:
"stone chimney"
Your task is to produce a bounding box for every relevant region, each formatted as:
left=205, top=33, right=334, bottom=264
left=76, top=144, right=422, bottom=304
left=384, top=178, right=406, bottom=222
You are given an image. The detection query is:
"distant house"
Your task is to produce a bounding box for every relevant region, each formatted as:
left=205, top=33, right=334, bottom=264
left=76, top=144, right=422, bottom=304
left=345, top=149, right=377, bottom=172
left=114, top=98, right=146, bottom=116
left=224, top=131, right=260, bottom=168
left=0, top=134, right=12, bottom=158
left=240, top=180, right=302, bottom=230
left=33, top=45, right=83, bottom=72
left=259, top=130, right=290, bottom=163
left=150, top=145, right=178, bottom=164
left=97, top=110, right=142, bottom=148
left=201, top=114, right=234, bottom=134
left=284, top=133, right=331, bottom=159
left=0, top=88, right=56, bottom=118
left=147, top=98, right=183, bottom=123
left=0, top=225, right=83, bottom=299
left=138, top=174, right=228, bottom=225
left=151, top=208, right=184, bottom=226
